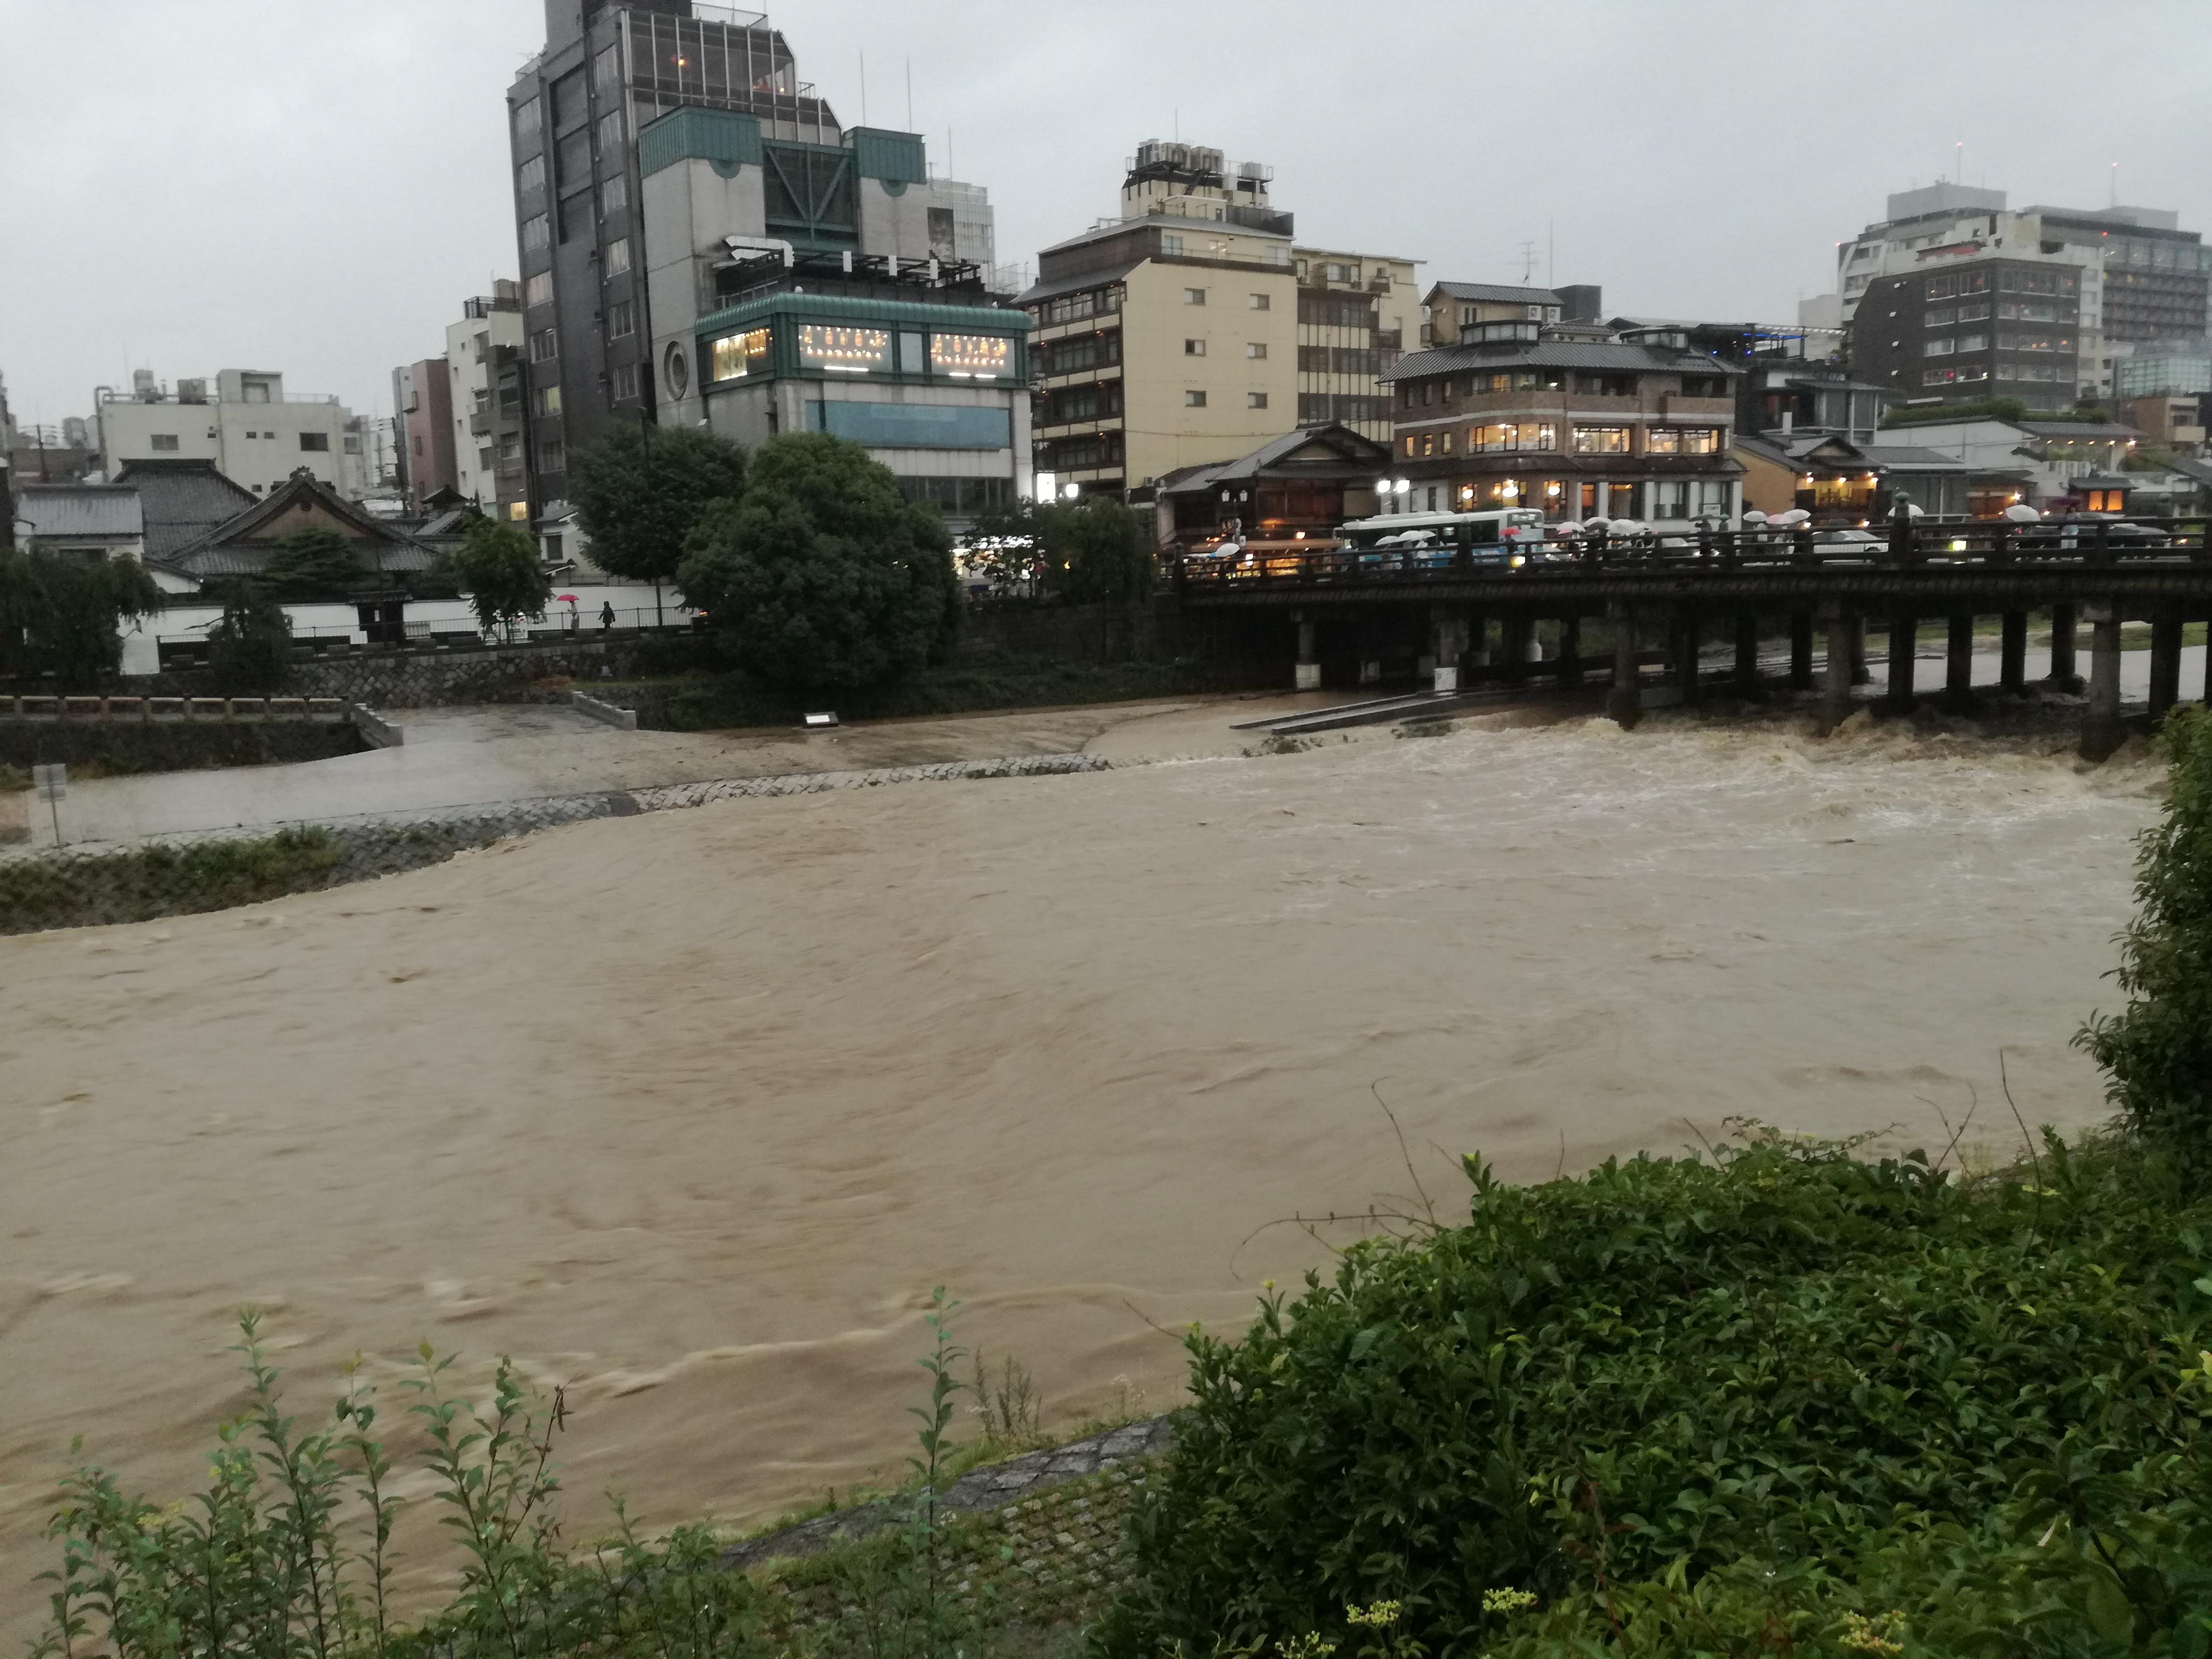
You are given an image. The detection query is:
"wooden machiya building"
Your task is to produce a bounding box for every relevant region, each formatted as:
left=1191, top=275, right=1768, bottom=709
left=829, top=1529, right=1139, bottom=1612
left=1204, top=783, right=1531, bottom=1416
left=1153, top=422, right=1392, bottom=551
left=1381, top=321, right=1747, bottom=524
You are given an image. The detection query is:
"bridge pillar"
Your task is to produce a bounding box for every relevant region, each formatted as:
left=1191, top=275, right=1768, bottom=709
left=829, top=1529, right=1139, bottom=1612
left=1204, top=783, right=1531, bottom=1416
left=1850, top=618, right=1873, bottom=685
left=2000, top=611, right=2029, bottom=697
left=1884, top=613, right=1919, bottom=712
left=1675, top=612, right=1703, bottom=705
left=1944, top=614, right=1980, bottom=715
left=2150, top=610, right=2184, bottom=721
left=1468, top=610, right=1492, bottom=675
left=1788, top=612, right=1814, bottom=691
left=1501, top=614, right=1534, bottom=686
left=1733, top=614, right=1765, bottom=698
left=1430, top=608, right=1470, bottom=693
left=1606, top=605, right=1642, bottom=729
left=1294, top=615, right=1320, bottom=691
left=1819, top=605, right=1856, bottom=734
left=1557, top=615, right=1583, bottom=686
left=2081, top=602, right=2127, bottom=761
left=2047, top=603, right=2084, bottom=694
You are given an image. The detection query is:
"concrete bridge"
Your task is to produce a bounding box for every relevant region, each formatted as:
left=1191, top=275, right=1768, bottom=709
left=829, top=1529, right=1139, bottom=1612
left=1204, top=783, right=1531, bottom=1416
left=1171, top=516, right=2212, bottom=760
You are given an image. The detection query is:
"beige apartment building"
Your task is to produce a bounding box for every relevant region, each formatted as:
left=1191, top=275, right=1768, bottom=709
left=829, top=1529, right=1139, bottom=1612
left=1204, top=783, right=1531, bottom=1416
left=1020, top=141, right=1417, bottom=502
left=95, top=368, right=354, bottom=500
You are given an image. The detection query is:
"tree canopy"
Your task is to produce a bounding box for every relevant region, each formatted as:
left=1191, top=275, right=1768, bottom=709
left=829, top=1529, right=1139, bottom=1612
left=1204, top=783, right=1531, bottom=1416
left=450, top=516, right=553, bottom=638
left=203, top=581, right=294, bottom=694
left=259, top=527, right=369, bottom=598
left=0, top=547, right=163, bottom=689
left=676, top=434, right=957, bottom=695
left=569, top=423, right=748, bottom=586
left=968, top=496, right=1155, bottom=606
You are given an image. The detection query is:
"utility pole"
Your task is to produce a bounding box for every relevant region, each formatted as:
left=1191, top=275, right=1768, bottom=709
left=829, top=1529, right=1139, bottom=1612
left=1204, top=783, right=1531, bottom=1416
left=0, top=456, right=15, bottom=550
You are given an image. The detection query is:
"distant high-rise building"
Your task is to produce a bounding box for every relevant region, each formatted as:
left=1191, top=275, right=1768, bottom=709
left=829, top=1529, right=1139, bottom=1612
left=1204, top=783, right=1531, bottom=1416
left=507, top=1, right=998, bottom=529
left=1825, top=183, right=2209, bottom=403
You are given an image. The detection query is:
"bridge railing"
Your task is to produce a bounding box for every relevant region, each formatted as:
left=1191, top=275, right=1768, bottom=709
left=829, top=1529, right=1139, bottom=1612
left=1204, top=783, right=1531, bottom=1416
left=1169, top=516, right=2212, bottom=590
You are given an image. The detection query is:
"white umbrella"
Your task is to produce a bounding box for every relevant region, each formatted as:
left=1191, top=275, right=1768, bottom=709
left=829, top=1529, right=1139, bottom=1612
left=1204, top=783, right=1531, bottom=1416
left=1773, top=508, right=1813, bottom=526
left=2004, top=504, right=2042, bottom=523
left=1740, top=509, right=1769, bottom=525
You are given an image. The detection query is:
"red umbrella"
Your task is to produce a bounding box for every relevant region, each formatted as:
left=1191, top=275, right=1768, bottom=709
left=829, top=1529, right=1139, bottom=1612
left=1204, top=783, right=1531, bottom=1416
left=556, top=593, right=579, bottom=606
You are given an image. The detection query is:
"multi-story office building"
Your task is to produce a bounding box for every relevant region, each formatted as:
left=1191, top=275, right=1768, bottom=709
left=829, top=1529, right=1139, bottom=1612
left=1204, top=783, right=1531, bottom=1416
left=1851, top=257, right=2084, bottom=412
left=1381, top=319, right=1744, bottom=523
left=445, top=283, right=530, bottom=520
left=1825, top=183, right=2209, bottom=398
left=507, top=1, right=996, bottom=526
left=95, top=370, right=354, bottom=499
left=393, top=358, right=458, bottom=510
left=1019, top=141, right=1418, bottom=502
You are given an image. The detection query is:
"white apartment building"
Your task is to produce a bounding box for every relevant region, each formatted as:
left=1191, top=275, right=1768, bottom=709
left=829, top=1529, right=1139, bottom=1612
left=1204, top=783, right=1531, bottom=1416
left=444, top=283, right=527, bottom=519
left=95, top=369, right=354, bottom=499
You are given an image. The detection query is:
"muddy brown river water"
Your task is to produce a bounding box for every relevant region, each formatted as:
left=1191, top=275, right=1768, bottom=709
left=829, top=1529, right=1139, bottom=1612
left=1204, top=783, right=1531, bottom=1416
left=0, top=705, right=2164, bottom=1629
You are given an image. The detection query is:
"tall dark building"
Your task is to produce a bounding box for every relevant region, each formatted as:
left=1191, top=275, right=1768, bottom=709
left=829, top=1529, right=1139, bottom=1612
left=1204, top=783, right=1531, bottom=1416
left=507, top=2, right=845, bottom=519
left=1853, top=257, right=2084, bottom=412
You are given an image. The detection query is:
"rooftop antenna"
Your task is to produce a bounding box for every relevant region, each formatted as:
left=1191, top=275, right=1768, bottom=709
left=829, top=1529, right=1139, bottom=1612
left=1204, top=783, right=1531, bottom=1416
left=859, top=49, right=866, bottom=125
left=1954, top=139, right=1962, bottom=185
left=2110, top=161, right=2119, bottom=207
left=1547, top=217, right=1554, bottom=288
left=1517, top=239, right=1538, bottom=283
left=904, top=58, right=912, bottom=132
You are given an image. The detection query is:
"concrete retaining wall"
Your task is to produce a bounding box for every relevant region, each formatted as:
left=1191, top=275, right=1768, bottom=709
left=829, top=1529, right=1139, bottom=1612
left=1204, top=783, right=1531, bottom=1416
left=0, top=719, right=366, bottom=775
left=568, top=689, right=639, bottom=731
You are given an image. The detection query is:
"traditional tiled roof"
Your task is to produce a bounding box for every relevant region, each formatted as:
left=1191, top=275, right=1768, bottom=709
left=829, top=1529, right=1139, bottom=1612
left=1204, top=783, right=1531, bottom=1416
left=16, top=483, right=143, bottom=543
left=163, top=467, right=433, bottom=580
left=112, top=458, right=258, bottom=560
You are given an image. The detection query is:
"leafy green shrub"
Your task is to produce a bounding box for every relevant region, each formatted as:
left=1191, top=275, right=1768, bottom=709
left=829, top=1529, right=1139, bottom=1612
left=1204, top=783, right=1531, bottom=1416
left=1094, top=1127, right=2212, bottom=1659
left=677, top=433, right=958, bottom=696
left=569, top=421, right=748, bottom=589
left=2079, top=704, right=2212, bottom=1166
left=204, top=580, right=294, bottom=693
left=449, top=515, right=552, bottom=638
left=261, top=527, right=371, bottom=598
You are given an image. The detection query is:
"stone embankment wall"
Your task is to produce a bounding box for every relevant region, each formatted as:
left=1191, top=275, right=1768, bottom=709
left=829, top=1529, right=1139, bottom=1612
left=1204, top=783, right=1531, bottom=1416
left=726, top=1417, right=1176, bottom=1640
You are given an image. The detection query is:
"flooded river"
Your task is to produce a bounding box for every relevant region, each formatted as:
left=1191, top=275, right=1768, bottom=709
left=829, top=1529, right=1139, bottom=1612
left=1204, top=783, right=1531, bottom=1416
left=0, top=705, right=2164, bottom=1628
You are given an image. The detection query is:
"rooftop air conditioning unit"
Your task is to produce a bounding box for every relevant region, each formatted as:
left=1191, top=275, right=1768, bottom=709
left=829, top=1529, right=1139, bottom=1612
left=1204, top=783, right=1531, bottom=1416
left=178, top=378, right=208, bottom=404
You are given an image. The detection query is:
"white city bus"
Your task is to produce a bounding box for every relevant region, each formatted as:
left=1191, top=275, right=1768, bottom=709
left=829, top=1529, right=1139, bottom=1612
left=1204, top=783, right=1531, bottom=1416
left=1334, top=507, right=1548, bottom=568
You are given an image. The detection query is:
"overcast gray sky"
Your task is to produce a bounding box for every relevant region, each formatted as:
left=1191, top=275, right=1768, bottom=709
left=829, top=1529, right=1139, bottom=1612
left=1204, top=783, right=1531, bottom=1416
left=5, top=0, right=2210, bottom=438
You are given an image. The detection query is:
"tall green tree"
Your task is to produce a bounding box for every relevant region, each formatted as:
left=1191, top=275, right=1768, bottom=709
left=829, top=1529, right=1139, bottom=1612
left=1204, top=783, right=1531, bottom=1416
left=569, top=422, right=747, bottom=588
left=203, top=581, right=294, bottom=693
left=259, top=527, right=368, bottom=598
left=0, top=547, right=163, bottom=689
left=1046, top=496, right=1154, bottom=607
left=965, top=495, right=1154, bottom=606
left=450, top=516, right=553, bottom=638
left=676, top=433, right=957, bottom=694
left=2078, top=703, right=2212, bottom=1163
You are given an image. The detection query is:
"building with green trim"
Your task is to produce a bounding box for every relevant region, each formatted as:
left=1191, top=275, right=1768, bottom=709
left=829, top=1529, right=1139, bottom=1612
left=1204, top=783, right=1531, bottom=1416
left=506, top=3, right=1000, bottom=529
left=642, top=103, right=1028, bottom=526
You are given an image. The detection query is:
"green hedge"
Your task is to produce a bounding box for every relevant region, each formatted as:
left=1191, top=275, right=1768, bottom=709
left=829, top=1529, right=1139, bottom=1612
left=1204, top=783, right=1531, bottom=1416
left=0, top=827, right=346, bottom=932
left=1095, top=1130, right=2212, bottom=1659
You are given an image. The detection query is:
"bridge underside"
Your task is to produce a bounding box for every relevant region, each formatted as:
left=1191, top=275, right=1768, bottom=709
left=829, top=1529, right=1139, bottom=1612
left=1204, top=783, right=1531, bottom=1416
left=1180, top=568, right=2212, bottom=762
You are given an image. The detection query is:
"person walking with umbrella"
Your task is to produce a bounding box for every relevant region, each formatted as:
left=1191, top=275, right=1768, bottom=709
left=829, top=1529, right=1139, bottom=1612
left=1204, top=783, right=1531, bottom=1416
left=557, top=593, right=581, bottom=634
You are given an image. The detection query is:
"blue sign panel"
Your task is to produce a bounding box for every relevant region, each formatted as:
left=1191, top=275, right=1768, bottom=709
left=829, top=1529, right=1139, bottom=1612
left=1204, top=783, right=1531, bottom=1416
left=810, top=401, right=1011, bottom=450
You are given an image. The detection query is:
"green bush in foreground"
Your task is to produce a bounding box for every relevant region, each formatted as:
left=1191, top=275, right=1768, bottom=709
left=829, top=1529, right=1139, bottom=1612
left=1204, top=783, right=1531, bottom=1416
left=2079, top=704, right=2212, bottom=1167
left=1094, top=1128, right=2212, bottom=1659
